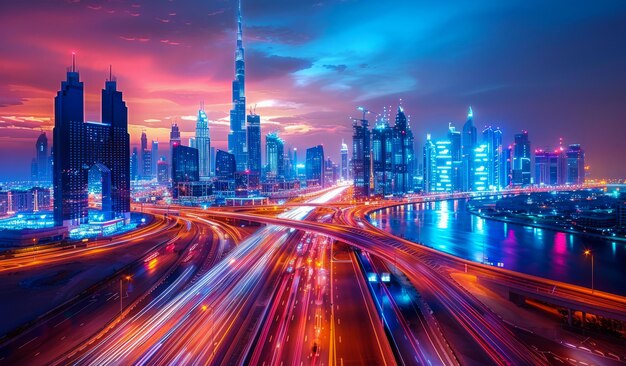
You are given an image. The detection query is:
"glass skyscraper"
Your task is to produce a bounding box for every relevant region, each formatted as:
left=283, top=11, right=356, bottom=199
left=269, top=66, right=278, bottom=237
left=228, top=0, right=248, bottom=171
left=265, top=132, right=284, bottom=180
left=53, top=58, right=130, bottom=227
left=196, top=105, right=211, bottom=178
left=247, top=113, right=262, bottom=177
left=306, top=145, right=324, bottom=187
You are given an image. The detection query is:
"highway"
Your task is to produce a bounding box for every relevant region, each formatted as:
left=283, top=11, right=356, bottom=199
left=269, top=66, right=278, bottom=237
left=59, top=186, right=349, bottom=365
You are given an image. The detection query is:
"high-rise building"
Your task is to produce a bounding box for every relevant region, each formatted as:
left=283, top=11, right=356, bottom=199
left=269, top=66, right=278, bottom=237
left=215, top=149, right=236, bottom=180
left=131, top=147, right=138, bottom=181
left=512, top=131, right=531, bottom=186
left=482, top=126, right=503, bottom=190
left=448, top=123, right=462, bottom=191
left=566, top=144, right=585, bottom=185
left=247, top=113, right=262, bottom=177
left=140, top=130, right=148, bottom=152
left=352, top=116, right=370, bottom=198
left=461, top=106, right=477, bottom=191
left=196, top=105, right=211, bottom=178
left=142, top=149, right=152, bottom=178
left=265, top=132, right=284, bottom=180
left=169, top=122, right=181, bottom=163
left=305, top=145, right=324, bottom=187
left=473, top=143, right=489, bottom=191
left=210, top=147, right=216, bottom=176
left=189, top=137, right=196, bottom=149
left=371, top=115, right=393, bottom=195
left=228, top=0, right=248, bottom=171
left=392, top=105, right=413, bottom=195
left=422, top=134, right=437, bottom=192
left=35, top=132, right=49, bottom=181
left=535, top=148, right=565, bottom=186
left=172, top=145, right=199, bottom=198
left=434, top=140, right=453, bottom=192
left=157, top=159, right=169, bottom=183
left=151, top=140, right=159, bottom=178
left=53, top=57, right=130, bottom=227
left=293, top=148, right=298, bottom=178
left=340, top=140, right=348, bottom=181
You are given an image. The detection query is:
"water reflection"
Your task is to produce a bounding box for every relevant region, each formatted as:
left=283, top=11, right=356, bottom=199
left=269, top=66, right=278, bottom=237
left=371, top=199, right=626, bottom=296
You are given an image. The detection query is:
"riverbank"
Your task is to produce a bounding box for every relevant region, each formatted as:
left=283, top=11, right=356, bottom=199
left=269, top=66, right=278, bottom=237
left=468, top=209, right=626, bottom=244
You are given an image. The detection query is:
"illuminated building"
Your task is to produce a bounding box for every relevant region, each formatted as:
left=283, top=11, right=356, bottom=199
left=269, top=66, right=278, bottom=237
left=512, top=131, right=531, bottom=186
left=169, top=122, right=181, bottom=163
left=392, top=105, right=414, bottom=194
left=228, top=0, right=248, bottom=171
left=247, top=113, right=262, bottom=178
left=352, top=115, right=370, bottom=197
left=215, top=149, right=236, bottom=180
left=157, top=159, right=169, bottom=183
left=566, top=144, right=585, bottom=184
left=448, top=123, right=462, bottom=191
left=151, top=140, right=159, bottom=178
left=434, top=140, right=452, bottom=192
left=340, top=140, right=349, bottom=181
left=52, top=58, right=130, bottom=227
left=171, top=145, right=199, bottom=198
left=265, top=132, right=284, bottom=180
left=35, top=132, right=50, bottom=181
left=196, top=105, right=211, bottom=178
left=131, top=147, right=138, bottom=181
left=473, top=143, right=489, bottom=191
left=482, top=126, right=503, bottom=190
left=305, top=145, right=324, bottom=187
left=534, top=147, right=566, bottom=186
left=422, top=134, right=437, bottom=193
left=461, top=106, right=477, bottom=191
left=372, top=112, right=393, bottom=195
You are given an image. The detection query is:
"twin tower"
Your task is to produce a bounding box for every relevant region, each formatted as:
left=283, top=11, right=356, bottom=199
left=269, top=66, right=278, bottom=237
left=53, top=56, right=130, bottom=227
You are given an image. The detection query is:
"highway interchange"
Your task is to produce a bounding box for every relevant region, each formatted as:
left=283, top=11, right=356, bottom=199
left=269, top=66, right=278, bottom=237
left=0, top=185, right=625, bottom=365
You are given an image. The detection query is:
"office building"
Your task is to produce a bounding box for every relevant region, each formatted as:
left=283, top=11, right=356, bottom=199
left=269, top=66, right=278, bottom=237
left=566, top=144, right=585, bottom=185
left=340, top=140, right=348, bottom=181
left=305, top=145, right=324, bottom=187
left=215, top=149, right=236, bottom=180
left=461, top=107, right=477, bottom=191
left=247, top=113, right=262, bottom=177
left=157, top=159, right=169, bottom=183
left=265, top=132, right=284, bottom=180
left=352, top=116, right=370, bottom=197
left=392, top=105, right=413, bottom=194
left=151, top=140, right=159, bottom=178
left=371, top=115, right=393, bottom=195
left=512, top=131, right=531, bottom=186
left=422, top=134, right=437, bottom=193
left=169, top=122, right=181, bottom=163
left=196, top=105, right=211, bottom=178
left=52, top=58, right=130, bottom=227
left=448, top=123, right=462, bottom=191
left=172, top=145, right=199, bottom=198
left=131, top=147, right=138, bottom=181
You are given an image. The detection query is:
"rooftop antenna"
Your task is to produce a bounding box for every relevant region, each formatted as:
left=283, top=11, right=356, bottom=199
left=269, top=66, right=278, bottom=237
left=72, top=52, right=76, bottom=72
left=109, top=64, right=112, bottom=81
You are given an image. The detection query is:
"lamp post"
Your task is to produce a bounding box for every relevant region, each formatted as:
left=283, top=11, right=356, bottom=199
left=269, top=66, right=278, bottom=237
left=120, top=275, right=132, bottom=315
left=584, top=250, right=594, bottom=294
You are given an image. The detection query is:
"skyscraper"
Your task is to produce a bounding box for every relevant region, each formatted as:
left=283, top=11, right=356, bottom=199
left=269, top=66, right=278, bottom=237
left=512, top=131, right=531, bottom=186
left=352, top=116, right=371, bottom=198
left=461, top=106, right=477, bottom=191
left=265, top=132, right=284, bottom=180
left=196, top=105, right=211, bottom=178
left=140, top=130, right=151, bottom=178
left=340, top=139, right=348, bottom=181
left=215, top=149, right=236, bottom=179
left=247, top=113, right=262, bottom=177
left=392, top=105, right=412, bottom=194
left=482, top=126, right=503, bottom=190
left=448, top=123, right=462, bottom=191
left=35, top=132, right=49, bottom=181
left=169, top=122, right=181, bottom=163
left=305, top=145, right=324, bottom=187
left=422, top=134, right=437, bottom=193
left=151, top=140, right=159, bottom=178
left=228, top=0, right=248, bottom=171
left=131, top=147, right=138, bottom=181
left=371, top=114, right=393, bottom=195
left=172, top=145, right=199, bottom=198
left=434, top=140, right=453, bottom=192
left=534, top=148, right=564, bottom=186
left=566, top=144, right=585, bottom=184
left=53, top=57, right=130, bottom=227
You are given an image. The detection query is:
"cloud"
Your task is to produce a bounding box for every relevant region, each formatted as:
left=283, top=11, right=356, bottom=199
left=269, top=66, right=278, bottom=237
left=323, top=64, right=347, bottom=73
left=247, top=51, right=312, bottom=80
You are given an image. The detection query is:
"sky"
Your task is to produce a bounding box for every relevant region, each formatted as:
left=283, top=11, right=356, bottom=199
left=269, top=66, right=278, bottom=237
left=1, top=0, right=626, bottom=180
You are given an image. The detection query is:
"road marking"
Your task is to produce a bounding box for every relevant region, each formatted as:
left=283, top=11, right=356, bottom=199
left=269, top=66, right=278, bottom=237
left=18, top=336, right=38, bottom=349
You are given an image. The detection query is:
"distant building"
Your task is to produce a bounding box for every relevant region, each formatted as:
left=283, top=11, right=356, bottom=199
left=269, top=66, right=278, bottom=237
left=392, top=106, right=414, bottom=194
left=169, top=122, right=181, bottom=163
left=196, top=105, right=211, bottom=178
left=265, top=132, right=284, bottom=180
left=131, top=147, right=138, bottom=181
left=448, top=123, right=462, bottom=191
left=512, top=131, right=531, bottom=186
left=434, top=139, right=453, bottom=192
left=372, top=115, right=393, bottom=196
left=422, top=134, right=437, bottom=193
left=534, top=148, right=566, bottom=186
left=247, top=113, right=262, bottom=178
left=151, top=140, right=159, bottom=178
left=215, top=149, right=236, bottom=180
left=52, top=58, right=130, bottom=227
left=340, top=140, right=349, bottom=181
left=566, top=144, right=585, bottom=185
left=157, top=160, right=169, bottom=183
left=482, top=126, right=503, bottom=190
left=461, top=107, right=477, bottom=191
left=473, top=143, right=489, bottom=191
left=305, top=145, right=324, bottom=187
left=35, top=132, right=49, bottom=181
left=172, top=145, right=199, bottom=198
left=352, top=117, right=370, bottom=197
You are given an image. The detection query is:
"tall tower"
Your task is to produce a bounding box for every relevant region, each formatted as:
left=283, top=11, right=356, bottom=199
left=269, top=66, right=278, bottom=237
left=340, top=139, right=348, bottom=181
left=247, top=113, right=262, bottom=177
left=461, top=106, right=477, bottom=191
left=196, top=104, right=211, bottom=178
left=228, top=0, right=248, bottom=171
left=169, top=122, right=181, bottom=163
left=36, top=132, right=49, bottom=181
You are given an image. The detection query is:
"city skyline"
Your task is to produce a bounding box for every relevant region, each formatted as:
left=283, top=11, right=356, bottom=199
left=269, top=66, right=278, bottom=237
left=1, top=0, right=626, bottom=181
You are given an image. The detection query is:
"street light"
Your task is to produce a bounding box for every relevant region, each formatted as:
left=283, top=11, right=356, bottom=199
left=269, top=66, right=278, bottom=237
left=120, top=275, right=132, bottom=315
left=584, top=250, right=594, bottom=294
